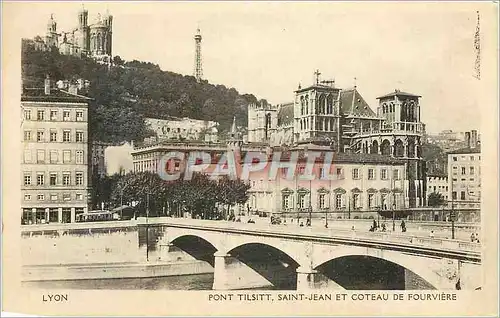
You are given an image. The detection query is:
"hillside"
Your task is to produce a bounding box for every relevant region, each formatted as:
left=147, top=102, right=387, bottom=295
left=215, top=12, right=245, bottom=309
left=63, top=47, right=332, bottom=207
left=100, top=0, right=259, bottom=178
left=21, top=43, right=265, bottom=143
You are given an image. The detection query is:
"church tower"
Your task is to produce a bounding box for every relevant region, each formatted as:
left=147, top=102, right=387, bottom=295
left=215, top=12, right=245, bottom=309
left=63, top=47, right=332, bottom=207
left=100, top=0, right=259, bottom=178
left=293, top=70, right=341, bottom=146
left=45, top=14, right=59, bottom=49
left=78, top=6, right=89, bottom=54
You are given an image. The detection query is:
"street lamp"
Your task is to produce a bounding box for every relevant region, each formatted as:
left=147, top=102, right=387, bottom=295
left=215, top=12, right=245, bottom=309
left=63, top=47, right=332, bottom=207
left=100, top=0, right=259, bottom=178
left=392, top=204, right=396, bottom=232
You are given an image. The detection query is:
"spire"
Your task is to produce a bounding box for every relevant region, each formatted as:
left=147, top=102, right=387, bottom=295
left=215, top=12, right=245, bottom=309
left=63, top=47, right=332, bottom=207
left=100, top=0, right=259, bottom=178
left=231, top=116, right=237, bottom=135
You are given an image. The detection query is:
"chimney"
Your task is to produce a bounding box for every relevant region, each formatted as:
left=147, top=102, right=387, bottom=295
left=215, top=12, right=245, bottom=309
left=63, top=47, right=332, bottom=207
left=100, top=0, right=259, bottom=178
left=465, top=131, right=471, bottom=148
left=44, top=74, right=51, bottom=95
left=68, top=83, right=78, bottom=95
left=471, top=130, right=478, bottom=148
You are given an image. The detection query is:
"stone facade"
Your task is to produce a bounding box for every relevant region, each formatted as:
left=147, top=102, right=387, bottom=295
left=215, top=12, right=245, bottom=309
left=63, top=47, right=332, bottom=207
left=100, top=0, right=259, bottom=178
left=21, top=78, right=91, bottom=224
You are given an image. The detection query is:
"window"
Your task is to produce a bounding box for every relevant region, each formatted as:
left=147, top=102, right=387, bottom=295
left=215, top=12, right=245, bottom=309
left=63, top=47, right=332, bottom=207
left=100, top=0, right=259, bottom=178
left=37, top=194, right=45, bottom=201
left=50, top=194, right=58, bottom=201
left=299, top=194, right=306, bottom=209
left=63, top=110, right=70, bottom=121
left=24, top=194, right=31, bottom=201
left=319, top=194, right=326, bottom=209
left=298, top=166, right=305, bottom=175
left=50, top=150, right=58, bottom=163
left=37, top=150, right=45, bottom=163
left=37, top=110, right=44, bottom=120
left=452, top=178, right=457, bottom=181
left=50, top=173, right=57, bottom=185
left=452, top=156, right=457, bottom=161
left=381, top=194, right=388, bottom=209
left=50, top=110, right=58, bottom=121
left=76, top=150, right=84, bottom=164
left=76, top=111, right=83, bottom=121
left=452, top=191, right=457, bottom=200
left=368, top=169, right=375, bottom=180
left=352, top=168, right=360, bottom=179
left=470, top=178, right=474, bottom=182
left=50, top=130, right=57, bottom=142
left=76, top=193, right=83, bottom=201
left=393, top=169, right=400, bottom=180
left=36, top=173, right=44, bottom=185
left=63, top=173, right=71, bottom=186
left=23, top=174, right=31, bottom=185
left=460, top=191, right=466, bottom=200
left=381, top=169, right=388, bottom=180
left=24, top=130, right=31, bottom=141
left=319, top=168, right=325, bottom=179
left=353, top=193, right=360, bottom=208
left=75, top=172, right=83, bottom=185
left=281, top=167, right=288, bottom=178
left=24, top=109, right=31, bottom=120
left=336, top=168, right=343, bottom=178
left=63, top=130, right=71, bottom=142
left=470, top=156, right=474, bottom=161
left=335, top=194, right=342, bottom=209
left=63, top=193, right=71, bottom=201
left=282, top=194, right=290, bottom=210
left=24, top=150, right=32, bottom=163
left=37, top=130, right=44, bottom=142
left=461, top=167, right=466, bottom=175
left=470, top=167, right=475, bottom=174
left=63, top=150, right=71, bottom=163
left=368, top=193, right=375, bottom=208
left=76, top=131, right=84, bottom=142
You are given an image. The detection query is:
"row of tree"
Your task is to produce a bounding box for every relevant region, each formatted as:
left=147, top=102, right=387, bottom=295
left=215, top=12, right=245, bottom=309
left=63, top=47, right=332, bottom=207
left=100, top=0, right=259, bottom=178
left=22, top=44, right=265, bottom=143
left=95, top=172, right=251, bottom=219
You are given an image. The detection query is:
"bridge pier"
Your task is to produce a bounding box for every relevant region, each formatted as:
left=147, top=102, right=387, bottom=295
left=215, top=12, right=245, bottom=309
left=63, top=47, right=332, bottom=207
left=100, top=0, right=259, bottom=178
left=212, top=251, right=230, bottom=290
left=296, top=266, right=317, bottom=291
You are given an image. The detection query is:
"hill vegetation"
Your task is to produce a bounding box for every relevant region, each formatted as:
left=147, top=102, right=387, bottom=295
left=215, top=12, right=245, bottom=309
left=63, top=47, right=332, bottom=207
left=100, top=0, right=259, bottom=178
left=22, top=43, right=265, bottom=143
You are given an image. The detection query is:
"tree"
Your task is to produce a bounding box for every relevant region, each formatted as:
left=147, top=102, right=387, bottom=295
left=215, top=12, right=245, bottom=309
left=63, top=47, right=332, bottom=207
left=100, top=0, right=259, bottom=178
left=110, top=172, right=167, bottom=217
left=216, top=176, right=251, bottom=218
left=113, top=55, right=124, bottom=66
left=428, top=192, right=446, bottom=207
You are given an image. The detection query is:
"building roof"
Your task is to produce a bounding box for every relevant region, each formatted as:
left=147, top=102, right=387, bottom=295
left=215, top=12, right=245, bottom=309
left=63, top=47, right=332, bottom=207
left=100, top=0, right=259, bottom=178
left=376, top=90, right=421, bottom=99
left=427, top=173, right=448, bottom=178
left=447, top=145, right=481, bottom=154
left=273, top=150, right=404, bottom=165
left=277, top=102, right=294, bottom=126
left=21, top=88, right=92, bottom=103
left=339, top=88, right=377, bottom=117
left=294, top=84, right=339, bottom=94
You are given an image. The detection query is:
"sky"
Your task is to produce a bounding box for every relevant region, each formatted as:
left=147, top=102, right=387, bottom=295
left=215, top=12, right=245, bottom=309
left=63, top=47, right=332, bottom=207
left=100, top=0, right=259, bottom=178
left=8, top=1, right=495, bottom=134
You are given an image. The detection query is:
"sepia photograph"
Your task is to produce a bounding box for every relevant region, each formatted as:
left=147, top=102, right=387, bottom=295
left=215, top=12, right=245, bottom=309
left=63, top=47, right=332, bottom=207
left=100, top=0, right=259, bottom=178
left=2, top=1, right=498, bottom=316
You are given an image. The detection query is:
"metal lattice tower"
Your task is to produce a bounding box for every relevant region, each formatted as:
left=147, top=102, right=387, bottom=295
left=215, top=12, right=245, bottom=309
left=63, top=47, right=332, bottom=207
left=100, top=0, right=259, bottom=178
left=474, top=11, right=481, bottom=80
left=194, top=28, right=203, bottom=82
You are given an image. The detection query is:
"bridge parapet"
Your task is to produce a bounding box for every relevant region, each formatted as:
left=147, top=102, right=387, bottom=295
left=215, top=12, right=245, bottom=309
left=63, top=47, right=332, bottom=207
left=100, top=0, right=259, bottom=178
left=143, top=217, right=481, bottom=256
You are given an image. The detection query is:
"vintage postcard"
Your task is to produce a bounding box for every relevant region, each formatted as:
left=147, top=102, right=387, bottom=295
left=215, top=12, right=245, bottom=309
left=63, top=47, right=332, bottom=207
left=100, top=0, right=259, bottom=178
left=2, top=1, right=499, bottom=316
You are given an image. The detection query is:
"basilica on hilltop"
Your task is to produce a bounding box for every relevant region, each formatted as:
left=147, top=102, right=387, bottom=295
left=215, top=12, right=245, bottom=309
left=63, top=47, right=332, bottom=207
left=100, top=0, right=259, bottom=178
left=27, top=7, right=113, bottom=64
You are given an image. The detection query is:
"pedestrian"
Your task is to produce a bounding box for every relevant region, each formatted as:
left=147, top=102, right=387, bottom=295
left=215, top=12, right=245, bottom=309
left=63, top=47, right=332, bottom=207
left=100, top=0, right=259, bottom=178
left=475, top=233, right=480, bottom=243
left=430, top=230, right=435, bottom=238
left=470, top=232, right=476, bottom=242
left=351, top=226, right=355, bottom=231
left=300, top=222, right=304, bottom=227
left=400, top=220, right=406, bottom=230
left=373, top=220, right=378, bottom=230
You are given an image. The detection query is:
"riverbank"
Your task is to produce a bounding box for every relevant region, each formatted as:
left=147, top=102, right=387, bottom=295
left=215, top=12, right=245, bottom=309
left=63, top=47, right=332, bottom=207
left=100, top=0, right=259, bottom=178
left=22, top=260, right=214, bottom=282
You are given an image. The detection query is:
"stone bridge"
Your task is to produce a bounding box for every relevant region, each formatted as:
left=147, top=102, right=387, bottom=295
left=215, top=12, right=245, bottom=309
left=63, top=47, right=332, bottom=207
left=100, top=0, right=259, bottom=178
left=139, top=217, right=481, bottom=291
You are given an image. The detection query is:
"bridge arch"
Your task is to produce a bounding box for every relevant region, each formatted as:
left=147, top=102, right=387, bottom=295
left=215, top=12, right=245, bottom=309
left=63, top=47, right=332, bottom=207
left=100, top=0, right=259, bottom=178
left=224, top=238, right=306, bottom=267
left=312, top=245, right=442, bottom=289
left=167, top=230, right=222, bottom=252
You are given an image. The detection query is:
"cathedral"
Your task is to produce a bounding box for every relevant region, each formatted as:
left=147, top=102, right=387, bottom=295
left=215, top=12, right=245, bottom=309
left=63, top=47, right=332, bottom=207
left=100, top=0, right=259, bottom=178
left=247, top=71, right=427, bottom=207
left=36, top=7, right=113, bottom=63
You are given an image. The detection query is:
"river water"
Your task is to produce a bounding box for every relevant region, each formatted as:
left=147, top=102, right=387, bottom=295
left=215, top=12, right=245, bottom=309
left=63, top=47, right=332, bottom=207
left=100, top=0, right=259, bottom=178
left=23, top=274, right=217, bottom=290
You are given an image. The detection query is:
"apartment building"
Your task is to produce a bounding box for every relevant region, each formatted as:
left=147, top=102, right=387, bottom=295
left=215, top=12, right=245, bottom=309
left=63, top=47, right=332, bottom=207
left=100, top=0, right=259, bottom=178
left=21, top=78, right=91, bottom=224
